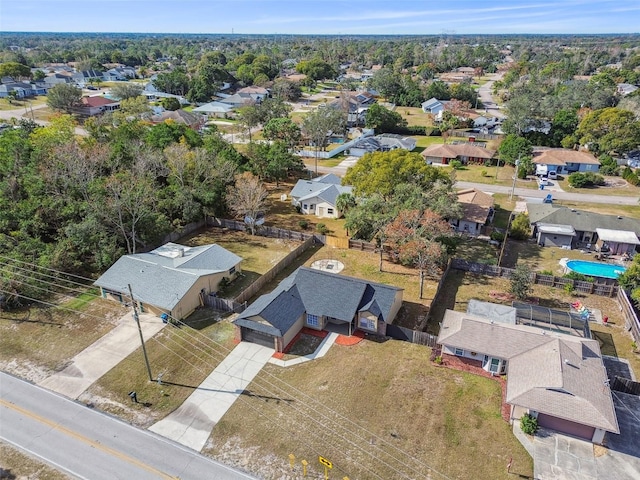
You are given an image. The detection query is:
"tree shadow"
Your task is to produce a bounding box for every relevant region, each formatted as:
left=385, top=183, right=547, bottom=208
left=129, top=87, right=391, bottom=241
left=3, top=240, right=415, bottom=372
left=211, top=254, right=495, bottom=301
left=158, top=381, right=294, bottom=403
left=0, top=307, right=63, bottom=327
left=0, top=468, right=17, bottom=480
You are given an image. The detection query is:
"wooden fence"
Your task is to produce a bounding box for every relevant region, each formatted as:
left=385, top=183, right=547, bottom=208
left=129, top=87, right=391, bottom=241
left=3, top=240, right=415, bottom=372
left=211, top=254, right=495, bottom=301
left=204, top=296, right=246, bottom=313
left=451, top=259, right=618, bottom=297
left=617, top=288, right=640, bottom=344
left=386, top=324, right=438, bottom=347
left=325, top=236, right=350, bottom=249
left=209, top=217, right=316, bottom=243
left=450, top=129, right=500, bottom=141
left=233, top=236, right=316, bottom=305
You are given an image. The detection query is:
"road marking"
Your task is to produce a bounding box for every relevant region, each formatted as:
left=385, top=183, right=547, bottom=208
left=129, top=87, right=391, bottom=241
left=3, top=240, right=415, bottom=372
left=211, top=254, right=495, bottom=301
left=0, top=398, right=178, bottom=480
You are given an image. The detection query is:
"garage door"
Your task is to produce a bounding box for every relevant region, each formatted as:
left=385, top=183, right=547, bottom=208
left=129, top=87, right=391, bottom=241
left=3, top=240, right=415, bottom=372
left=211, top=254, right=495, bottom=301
left=537, top=413, right=595, bottom=440
left=241, top=327, right=275, bottom=349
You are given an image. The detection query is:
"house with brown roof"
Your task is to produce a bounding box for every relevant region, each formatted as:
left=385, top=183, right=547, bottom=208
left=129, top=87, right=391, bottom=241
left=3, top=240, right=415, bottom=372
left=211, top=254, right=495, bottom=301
left=452, top=188, right=494, bottom=234
left=77, top=96, right=120, bottom=116
left=437, top=309, right=619, bottom=444
left=421, top=143, right=495, bottom=166
left=533, top=148, right=600, bottom=176
left=150, top=109, right=204, bottom=129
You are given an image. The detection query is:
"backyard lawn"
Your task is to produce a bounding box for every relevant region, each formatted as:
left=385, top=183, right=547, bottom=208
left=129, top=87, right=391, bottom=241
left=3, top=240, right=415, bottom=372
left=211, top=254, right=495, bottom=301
left=500, top=239, right=598, bottom=272
left=205, top=339, right=533, bottom=480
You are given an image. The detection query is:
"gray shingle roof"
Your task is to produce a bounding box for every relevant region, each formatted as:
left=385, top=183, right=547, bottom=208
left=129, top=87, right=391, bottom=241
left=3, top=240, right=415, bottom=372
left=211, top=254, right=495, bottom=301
left=438, top=309, right=618, bottom=433
left=94, top=243, right=241, bottom=311
left=290, top=179, right=353, bottom=205
left=234, top=267, right=402, bottom=336
left=527, top=204, right=640, bottom=234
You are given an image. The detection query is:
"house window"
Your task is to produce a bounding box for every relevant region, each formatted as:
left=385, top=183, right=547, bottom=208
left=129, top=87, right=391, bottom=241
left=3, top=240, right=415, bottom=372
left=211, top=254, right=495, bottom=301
left=303, top=204, right=308, bottom=210
left=359, top=317, right=375, bottom=331
left=490, top=358, right=500, bottom=373
left=310, top=204, right=316, bottom=211
left=307, top=313, right=319, bottom=327
left=228, top=266, right=236, bottom=275
left=327, top=208, right=334, bottom=215
left=454, top=348, right=464, bottom=356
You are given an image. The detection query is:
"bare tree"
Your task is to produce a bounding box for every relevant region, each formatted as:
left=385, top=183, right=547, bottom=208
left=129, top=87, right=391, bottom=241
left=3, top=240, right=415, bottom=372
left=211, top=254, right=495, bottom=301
left=226, top=172, right=268, bottom=235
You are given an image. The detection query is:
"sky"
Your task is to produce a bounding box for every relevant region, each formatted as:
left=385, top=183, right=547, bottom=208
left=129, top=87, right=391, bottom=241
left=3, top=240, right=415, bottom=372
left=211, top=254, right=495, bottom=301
left=1, top=0, right=639, bottom=35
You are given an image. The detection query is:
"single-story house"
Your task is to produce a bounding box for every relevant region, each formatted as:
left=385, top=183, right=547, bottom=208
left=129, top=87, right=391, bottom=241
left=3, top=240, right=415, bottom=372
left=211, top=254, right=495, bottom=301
left=349, top=133, right=416, bottom=157
left=421, top=143, right=495, bottom=166
left=527, top=203, right=640, bottom=250
left=77, top=96, right=120, bottom=116
left=192, top=101, right=235, bottom=118
left=234, top=267, right=403, bottom=351
left=533, top=148, right=600, bottom=175
left=617, top=83, right=638, bottom=96
left=437, top=309, right=619, bottom=444
left=44, top=73, right=75, bottom=86
left=94, top=242, right=242, bottom=320
left=452, top=188, right=494, bottom=234
left=150, top=109, right=204, bottom=129
left=289, top=173, right=353, bottom=219
left=595, top=228, right=640, bottom=256
left=326, top=91, right=376, bottom=126
left=0, top=81, right=48, bottom=98
left=421, top=97, right=444, bottom=114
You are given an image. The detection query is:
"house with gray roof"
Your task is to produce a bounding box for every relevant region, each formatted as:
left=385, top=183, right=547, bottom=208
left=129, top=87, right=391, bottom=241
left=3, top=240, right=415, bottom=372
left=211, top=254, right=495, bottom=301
left=527, top=203, right=640, bottom=251
left=94, top=242, right=242, bottom=320
left=437, top=308, right=619, bottom=444
left=421, top=97, right=444, bottom=114
left=349, top=133, right=416, bottom=157
left=289, top=173, right=353, bottom=219
left=234, top=267, right=403, bottom=351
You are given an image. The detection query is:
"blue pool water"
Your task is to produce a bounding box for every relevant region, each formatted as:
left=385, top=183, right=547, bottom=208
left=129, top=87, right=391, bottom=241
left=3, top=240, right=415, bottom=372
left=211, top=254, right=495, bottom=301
left=566, top=260, right=626, bottom=279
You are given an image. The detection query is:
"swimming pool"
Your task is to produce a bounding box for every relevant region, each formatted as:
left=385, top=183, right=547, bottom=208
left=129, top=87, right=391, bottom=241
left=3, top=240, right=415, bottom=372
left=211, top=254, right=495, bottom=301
left=565, top=260, right=626, bottom=279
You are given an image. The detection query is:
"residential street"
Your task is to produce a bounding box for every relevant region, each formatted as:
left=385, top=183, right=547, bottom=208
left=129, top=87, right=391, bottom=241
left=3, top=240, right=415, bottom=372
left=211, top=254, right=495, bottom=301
left=0, top=371, right=257, bottom=480
left=476, top=71, right=506, bottom=119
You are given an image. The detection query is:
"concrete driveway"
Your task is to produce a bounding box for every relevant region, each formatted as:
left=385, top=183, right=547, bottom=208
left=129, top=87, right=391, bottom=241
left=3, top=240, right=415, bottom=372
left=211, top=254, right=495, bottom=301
left=149, top=341, right=274, bottom=451
left=39, top=312, right=165, bottom=399
left=514, top=392, right=640, bottom=479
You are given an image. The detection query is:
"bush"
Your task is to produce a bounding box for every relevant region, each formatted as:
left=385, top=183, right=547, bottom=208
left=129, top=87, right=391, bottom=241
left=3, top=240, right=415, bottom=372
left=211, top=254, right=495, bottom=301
left=540, top=269, right=554, bottom=276
left=520, top=413, right=538, bottom=435
left=622, top=166, right=640, bottom=186
left=509, top=213, right=531, bottom=240
left=563, top=271, right=595, bottom=282
left=298, top=219, right=309, bottom=230
left=563, top=282, right=575, bottom=294
left=490, top=230, right=505, bottom=242
left=568, top=171, right=605, bottom=188
left=481, top=169, right=488, bottom=177
left=316, top=223, right=328, bottom=234
left=450, top=160, right=463, bottom=170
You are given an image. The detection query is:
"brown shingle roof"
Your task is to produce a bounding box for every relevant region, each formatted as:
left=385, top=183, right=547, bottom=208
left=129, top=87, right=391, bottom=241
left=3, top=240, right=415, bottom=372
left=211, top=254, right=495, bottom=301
left=457, top=188, right=494, bottom=224
left=533, top=149, right=600, bottom=166
left=422, top=143, right=496, bottom=160
left=81, top=96, right=119, bottom=107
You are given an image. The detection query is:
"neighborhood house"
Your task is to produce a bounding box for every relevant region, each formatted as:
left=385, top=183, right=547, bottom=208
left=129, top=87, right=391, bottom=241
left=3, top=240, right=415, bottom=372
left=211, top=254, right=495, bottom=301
left=452, top=188, right=495, bottom=234
left=94, top=242, right=242, bottom=320
left=234, top=267, right=403, bottom=352
left=533, top=148, right=600, bottom=176
left=289, top=173, right=353, bottom=219
left=421, top=143, right=496, bottom=166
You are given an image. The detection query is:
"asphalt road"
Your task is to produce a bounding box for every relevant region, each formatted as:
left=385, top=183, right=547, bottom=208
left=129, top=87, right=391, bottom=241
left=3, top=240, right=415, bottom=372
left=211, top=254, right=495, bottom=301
left=0, top=371, right=258, bottom=480
left=476, top=71, right=506, bottom=119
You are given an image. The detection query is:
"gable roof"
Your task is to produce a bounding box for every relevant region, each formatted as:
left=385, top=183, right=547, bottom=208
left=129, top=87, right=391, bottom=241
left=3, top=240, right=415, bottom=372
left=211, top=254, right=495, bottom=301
left=422, top=143, right=496, bottom=160
left=456, top=188, right=494, bottom=224
left=507, top=338, right=618, bottom=432
left=526, top=203, right=640, bottom=235
left=94, top=243, right=242, bottom=311
left=81, top=96, right=119, bottom=108
left=290, top=179, right=353, bottom=206
left=151, top=109, right=202, bottom=126
left=533, top=148, right=600, bottom=166
left=438, top=310, right=618, bottom=433
left=234, top=267, right=402, bottom=335
left=192, top=101, right=235, bottom=114
left=421, top=97, right=443, bottom=110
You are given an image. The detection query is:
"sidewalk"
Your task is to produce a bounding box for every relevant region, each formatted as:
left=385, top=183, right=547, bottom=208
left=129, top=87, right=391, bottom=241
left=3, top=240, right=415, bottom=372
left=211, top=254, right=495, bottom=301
left=149, top=341, right=274, bottom=451
left=38, top=312, right=165, bottom=399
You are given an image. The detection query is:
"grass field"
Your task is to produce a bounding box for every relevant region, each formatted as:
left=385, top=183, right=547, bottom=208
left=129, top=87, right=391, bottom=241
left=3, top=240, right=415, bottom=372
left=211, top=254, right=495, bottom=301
left=501, top=239, right=601, bottom=272
left=0, top=443, right=70, bottom=480
left=0, top=96, right=48, bottom=111
left=559, top=176, right=639, bottom=197
left=204, top=339, right=533, bottom=480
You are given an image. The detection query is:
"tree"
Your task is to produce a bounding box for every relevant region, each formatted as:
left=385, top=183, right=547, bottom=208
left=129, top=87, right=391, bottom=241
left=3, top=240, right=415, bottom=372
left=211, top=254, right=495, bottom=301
left=296, top=59, right=336, bottom=81
left=343, top=150, right=451, bottom=199
left=550, top=109, right=578, bottom=147
left=237, top=103, right=261, bottom=142
left=302, top=107, right=346, bottom=174
left=573, top=107, right=640, bottom=156
left=262, top=117, right=301, bottom=150
left=153, top=67, right=189, bottom=96
left=272, top=78, right=302, bottom=102
left=110, top=82, right=143, bottom=100
left=116, top=96, right=151, bottom=120
left=46, top=83, right=82, bottom=113
left=424, top=80, right=451, bottom=101
left=33, top=69, right=46, bottom=81
left=510, top=264, right=533, bottom=300
left=161, top=97, right=181, bottom=111
left=226, top=172, right=268, bottom=235
left=0, top=62, right=31, bottom=80
left=384, top=209, right=452, bottom=298
left=509, top=213, right=531, bottom=240
left=498, top=134, right=533, bottom=166
left=335, top=192, right=356, bottom=219
left=364, top=103, right=407, bottom=133
left=599, top=154, right=619, bottom=176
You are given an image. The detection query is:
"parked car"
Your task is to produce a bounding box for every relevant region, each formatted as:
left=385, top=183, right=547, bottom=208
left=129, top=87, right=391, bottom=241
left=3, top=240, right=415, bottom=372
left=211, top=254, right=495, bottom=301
left=86, top=85, right=98, bottom=90
left=548, top=171, right=558, bottom=180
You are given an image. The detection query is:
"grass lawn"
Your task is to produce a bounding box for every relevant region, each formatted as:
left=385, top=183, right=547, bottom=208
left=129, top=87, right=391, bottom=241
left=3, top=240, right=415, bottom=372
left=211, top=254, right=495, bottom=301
left=180, top=226, right=305, bottom=299
left=0, top=296, right=128, bottom=382
left=83, top=319, right=238, bottom=427
left=204, top=339, right=533, bottom=480
left=492, top=194, right=516, bottom=229
left=456, top=238, right=501, bottom=265
left=398, top=106, right=434, bottom=127
left=0, top=96, right=48, bottom=111
left=453, top=164, right=538, bottom=189
left=559, top=176, right=639, bottom=197
left=501, top=239, right=605, bottom=273
left=0, top=443, right=70, bottom=480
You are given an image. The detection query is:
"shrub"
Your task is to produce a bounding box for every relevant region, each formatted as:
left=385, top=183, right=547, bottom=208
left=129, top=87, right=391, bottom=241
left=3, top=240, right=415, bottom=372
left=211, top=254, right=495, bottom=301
left=490, top=230, right=505, bottom=242
left=298, top=219, right=309, bottom=230
left=481, top=169, right=488, bottom=177
left=435, top=356, right=443, bottom=365
left=563, top=271, right=595, bottom=282
left=563, top=282, right=575, bottom=294
left=520, top=413, right=538, bottom=435
left=450, top=160, right=463, bottom=170
left=509, top=213, right=531, bottom=240
left=316, top=223, right=328, bottom=234
left=540, top=269, right=554, bottom=276
left=510, top=264, right=533, bottom=300
left=568, top=171, right=605, bottom=188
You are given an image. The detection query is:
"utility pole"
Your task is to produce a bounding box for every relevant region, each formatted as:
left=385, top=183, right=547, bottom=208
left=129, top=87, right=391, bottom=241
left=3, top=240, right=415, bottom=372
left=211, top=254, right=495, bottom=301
left=128, top=284, right=153, bottom=382
left=509, top=157, right=520, bottom=201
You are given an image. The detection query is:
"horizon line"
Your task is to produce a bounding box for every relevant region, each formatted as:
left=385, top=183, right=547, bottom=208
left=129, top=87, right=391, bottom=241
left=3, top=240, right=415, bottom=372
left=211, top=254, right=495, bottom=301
left=2, top=31, right=640, bottom=36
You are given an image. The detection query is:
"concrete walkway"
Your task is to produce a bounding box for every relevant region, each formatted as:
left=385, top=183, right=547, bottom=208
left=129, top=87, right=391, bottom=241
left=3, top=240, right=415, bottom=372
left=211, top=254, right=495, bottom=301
left=149, top=341, right=274, bottom=452
left=268, top=332, right=338, bottom=367
left=38, top=312, right=165, bottom=399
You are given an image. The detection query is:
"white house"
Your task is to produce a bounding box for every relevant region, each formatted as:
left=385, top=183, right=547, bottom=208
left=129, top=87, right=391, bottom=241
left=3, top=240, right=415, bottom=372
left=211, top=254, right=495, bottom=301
left=421, top=97, right=444, bottom=114
left=289, top=173, right=353, bottom=219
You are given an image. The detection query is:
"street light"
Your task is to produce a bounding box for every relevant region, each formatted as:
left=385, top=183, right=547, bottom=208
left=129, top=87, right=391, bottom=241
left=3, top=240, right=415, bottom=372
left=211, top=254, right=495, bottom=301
left=509, top=158, right=520, bottom=201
